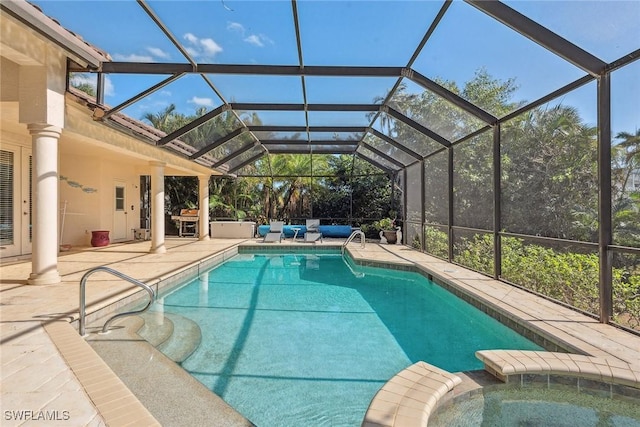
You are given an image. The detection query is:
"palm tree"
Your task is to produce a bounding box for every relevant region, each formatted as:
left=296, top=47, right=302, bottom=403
left=268, top=154, right=311, bottom=220
left=612, top=129, right=640, bottom=247
left=142, top=104, right=178, bottom=131
left=369, top=82, right=414, bottom=136
left=616, top=129, right=640, bottom=163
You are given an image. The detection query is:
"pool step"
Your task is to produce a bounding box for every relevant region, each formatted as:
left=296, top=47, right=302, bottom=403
left=137, top=312, right=174, bottom=347
left=86, top=317, right=254, bottom=427
left=138, top=312, right=202, bottom=364
left=157, top=314, right=202, bottom=364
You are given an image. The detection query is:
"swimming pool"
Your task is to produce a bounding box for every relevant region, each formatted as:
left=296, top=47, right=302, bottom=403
left=151, top=251, right=543, bottom=426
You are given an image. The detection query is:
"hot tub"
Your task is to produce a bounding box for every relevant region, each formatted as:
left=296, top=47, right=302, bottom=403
left=429, top=383, right=640, bottom=426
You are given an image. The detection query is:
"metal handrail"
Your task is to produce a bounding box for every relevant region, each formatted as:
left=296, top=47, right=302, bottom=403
left=342, top=229, right=365, bottom=255
left=79, top=266, right=156, bottom=337
left=342, top=255, right=365, bottom=278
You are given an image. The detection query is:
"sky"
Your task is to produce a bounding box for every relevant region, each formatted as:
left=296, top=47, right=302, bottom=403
left=31, top=0, right=639, bottom=138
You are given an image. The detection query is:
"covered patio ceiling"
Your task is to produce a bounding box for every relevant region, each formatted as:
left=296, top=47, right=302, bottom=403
left=8, top=0, right=639, bottom=176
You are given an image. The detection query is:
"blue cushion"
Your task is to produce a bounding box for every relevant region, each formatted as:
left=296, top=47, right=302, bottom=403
left=257, top=224, right=353, bottom=238
left=318, top=225, right=353, bottom=237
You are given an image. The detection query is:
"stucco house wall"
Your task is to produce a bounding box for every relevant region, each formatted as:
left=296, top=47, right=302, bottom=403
left=1, top=2, right=217, bottom=263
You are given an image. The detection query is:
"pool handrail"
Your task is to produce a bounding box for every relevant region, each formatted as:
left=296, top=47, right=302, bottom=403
left=79, top=266, right=156, bottom=337
left=342, top=229, right=365, bottom=255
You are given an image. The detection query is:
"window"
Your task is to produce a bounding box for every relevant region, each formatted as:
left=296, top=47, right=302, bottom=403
left=115, top=186, right=125, bottom=211
left=0, top=150, right=14, bottom=245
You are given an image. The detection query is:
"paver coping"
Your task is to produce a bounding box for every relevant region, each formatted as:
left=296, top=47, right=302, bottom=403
left=362, top=361, right=462, bottom=427
left=476, top=349, right=640, bottom=389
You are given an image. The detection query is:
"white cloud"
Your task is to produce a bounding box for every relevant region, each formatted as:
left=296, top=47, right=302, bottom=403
left=136, top=99, right=170, bottom=113
left=227, top=20, right=273, bottom=48
left=146, top=47, right=170, bottom=59
left=70, top=73, right=92, bottom=87
left=104, top=76, right=114, bottom=97
left=184, top=33, right=198, bottom=44
left=244, top=34, right=273, bottom=47
left=183, top=33, right=223, bottom=58
left=159, top=90, right=172, bottom=97
left=185, top=47, right=199, bottom=57
left=244, top=35, right=263, bottom=47
left=188, top=96, right=214, bottom=107
left=200, top=38, right=223, bottom=56
left=113, top=53, right=154, bottom=62
left=227, top=22, right=245, bottom=33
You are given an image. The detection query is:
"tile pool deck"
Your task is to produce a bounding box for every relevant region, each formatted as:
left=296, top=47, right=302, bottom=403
left=1, top=237, right=639, bottom=426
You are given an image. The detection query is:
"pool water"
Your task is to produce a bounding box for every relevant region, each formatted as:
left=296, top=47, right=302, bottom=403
left=154, top=252, right=542, bottom=426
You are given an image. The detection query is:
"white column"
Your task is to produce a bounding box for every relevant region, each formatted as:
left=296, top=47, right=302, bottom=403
left=150, top=161, right=166, bottom=253
left=27, top=124, right=62, bottom=285
left=198, top=175, right=210, bottom=240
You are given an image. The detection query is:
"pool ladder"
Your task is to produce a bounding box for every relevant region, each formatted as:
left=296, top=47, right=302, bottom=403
left=78, top=266, right=156, bottom=337
left=342, top=229, right=365, bottom=255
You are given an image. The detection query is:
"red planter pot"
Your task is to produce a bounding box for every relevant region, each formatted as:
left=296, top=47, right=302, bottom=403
left=91, top=230, right=110, bottom=247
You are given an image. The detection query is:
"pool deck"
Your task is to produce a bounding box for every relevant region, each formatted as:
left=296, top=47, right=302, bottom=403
left=1, top=237, right=639, bottom=426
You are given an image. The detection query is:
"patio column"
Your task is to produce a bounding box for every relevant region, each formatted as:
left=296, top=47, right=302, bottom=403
left=18, top=54, right=65, bottom=285
left=198, top=175, right=210, bottom=241
left=27, top=124, right=62, bottom=285
left=150, top=161, right=166, bottom=254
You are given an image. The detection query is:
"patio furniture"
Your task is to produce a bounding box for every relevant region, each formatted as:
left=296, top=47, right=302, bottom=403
left=291, top=227, right=301, bottom=241
left=263, top=221, right=284, bottom=243
left=305, top=219, right=323, bottom=243
left=256, top=224, right=353, bottom=238
left=171, top=209, right=199, bottom=237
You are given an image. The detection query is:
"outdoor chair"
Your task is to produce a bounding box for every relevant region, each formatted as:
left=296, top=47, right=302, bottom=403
left=305, top=219, right=323, bottom=243
left=263, top=221, right=284, bottom=243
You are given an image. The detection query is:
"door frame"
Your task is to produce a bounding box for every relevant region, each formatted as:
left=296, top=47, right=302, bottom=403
left=0, top=144, right=31, bottom=258
left=21, top=148, right=32, bottom=254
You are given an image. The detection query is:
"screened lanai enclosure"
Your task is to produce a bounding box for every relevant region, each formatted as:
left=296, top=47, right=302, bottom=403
left=21, top=0, right=639, bottom=331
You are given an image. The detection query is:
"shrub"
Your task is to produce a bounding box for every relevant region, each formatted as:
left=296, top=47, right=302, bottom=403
left=447, top=234, right=639, bottom=330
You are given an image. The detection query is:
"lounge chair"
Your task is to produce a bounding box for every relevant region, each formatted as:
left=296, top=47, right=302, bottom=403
left=305, top=219, right=323, bottom=243
left=263, top=221, right=284, bottom=243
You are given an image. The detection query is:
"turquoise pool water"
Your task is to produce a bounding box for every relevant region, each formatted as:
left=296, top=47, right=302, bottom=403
left=154, top=252, right=542, bottom=426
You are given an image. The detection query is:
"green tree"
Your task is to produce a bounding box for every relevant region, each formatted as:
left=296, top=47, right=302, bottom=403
left=616, top=129, right=640, bottom=163
left=69, top=73, right=95, bottom=96
left=461, top=68, right=521, bottom=117
left=612, top=130, right=640, bottom=248
left=501, top=105, right=598, bottom=241
left=454, top=235, right=640, bottom=331
left=142, top=104, right=182, bottom=133
left=311, top=155, right=396, bottom=228
left=142, top=106, right=210, bottom=218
